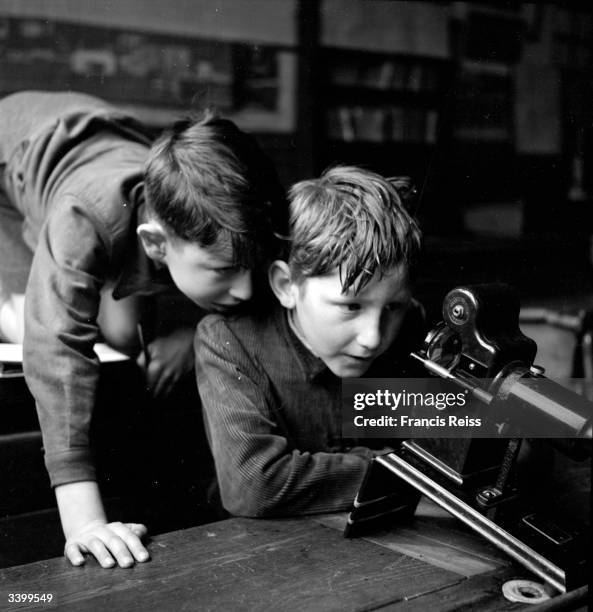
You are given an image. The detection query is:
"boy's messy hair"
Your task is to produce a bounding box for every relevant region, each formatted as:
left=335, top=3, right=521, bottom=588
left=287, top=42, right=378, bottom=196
left=144, top=110, right=287, bottom=268
left=287, top=166, right=422, bottom=293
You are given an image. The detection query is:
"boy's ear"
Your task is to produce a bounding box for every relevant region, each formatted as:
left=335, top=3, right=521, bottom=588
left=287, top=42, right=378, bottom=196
left=137, top=221, right=168, bottom=262
left=268, top=260, right=298, bottom=309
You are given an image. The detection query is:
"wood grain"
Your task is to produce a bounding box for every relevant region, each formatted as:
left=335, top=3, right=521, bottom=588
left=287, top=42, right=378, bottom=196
left=1, top=518, right=464, bottom=612
left=314, top=497, right=511, bottom=577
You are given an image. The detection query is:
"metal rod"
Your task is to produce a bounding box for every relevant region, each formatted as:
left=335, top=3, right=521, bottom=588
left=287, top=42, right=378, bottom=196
left=410, top=351, right=493, bottom=404
left=376, top=452, right=567, bottom=593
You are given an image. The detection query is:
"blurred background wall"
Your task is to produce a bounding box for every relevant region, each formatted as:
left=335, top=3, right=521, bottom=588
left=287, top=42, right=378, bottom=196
left=0, top=0, right=591, bottom=308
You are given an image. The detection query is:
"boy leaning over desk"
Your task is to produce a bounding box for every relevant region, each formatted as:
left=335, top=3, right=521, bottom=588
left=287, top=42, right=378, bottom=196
left=0, top=91, right=287, bottom=567
left=196, top=166, right=425, bottom=517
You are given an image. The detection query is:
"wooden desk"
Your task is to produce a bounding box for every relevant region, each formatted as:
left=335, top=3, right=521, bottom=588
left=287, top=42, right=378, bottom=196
left=3, top=498, right=584, bottom=612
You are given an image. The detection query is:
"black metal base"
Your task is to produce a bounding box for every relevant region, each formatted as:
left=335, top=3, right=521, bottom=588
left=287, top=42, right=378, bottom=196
left=345, top=447, right=590, bottom=593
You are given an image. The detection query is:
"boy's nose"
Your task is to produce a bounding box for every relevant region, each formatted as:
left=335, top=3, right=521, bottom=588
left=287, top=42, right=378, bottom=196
left=229, top=270, right=253, bottom=302
left=356, top=314, right=382, bottom=352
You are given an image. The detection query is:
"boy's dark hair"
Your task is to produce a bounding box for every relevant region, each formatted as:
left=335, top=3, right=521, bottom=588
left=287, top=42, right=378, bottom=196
left=144, top=110, right=287, bottom=267
left=287, top=165, right=422, bottom=293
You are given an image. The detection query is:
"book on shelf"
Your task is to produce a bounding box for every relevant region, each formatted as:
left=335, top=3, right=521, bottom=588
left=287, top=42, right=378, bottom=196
left=377, top=61, right=395, bottom=89
left=390, top=106, right=405, bottom=142
left=391, top=61, right=408, bottom=91
left=407, top=63, right=423, bottom=92
left=339, top=106, right=356, bottom=141
left=425, top=109, right=439, bottom=144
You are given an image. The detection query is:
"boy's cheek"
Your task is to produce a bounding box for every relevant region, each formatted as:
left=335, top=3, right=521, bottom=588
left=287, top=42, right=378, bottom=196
left=382, top=316, right=406, bottom=349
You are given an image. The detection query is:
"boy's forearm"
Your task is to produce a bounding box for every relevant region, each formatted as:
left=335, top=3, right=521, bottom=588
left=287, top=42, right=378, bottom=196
left=55, top=480, right=107, bottom=538
left=216, top=446, right=370, bottom=517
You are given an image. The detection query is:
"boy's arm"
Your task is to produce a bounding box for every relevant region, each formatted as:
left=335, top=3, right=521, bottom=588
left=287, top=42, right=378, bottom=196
left=138, top=327, right=196, bottom=398
left=24, top=199, right=106, bottom=486
left=196, top=318, right=372, bottom=518
left=23, top=198, right=148, bottom=566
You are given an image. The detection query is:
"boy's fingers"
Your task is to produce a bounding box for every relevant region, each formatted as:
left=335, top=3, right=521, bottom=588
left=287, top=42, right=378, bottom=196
left=64, top=542, right=86, bottom=566
left=102, top=533, right=134, bottom=568
left=111, top=523, right=150, bottom=563
left=153, top=373, right=174, bottom=398
left=64, top=523, right=149, bottom=568
left=150, top=365, right=176, bottom=398
left=125, top=523, right=148, bottom=538
left=164, top=380, right=176, bottom=398
left=86, top=537, right=116, bottom=568
left=146, top=361, right=164, bottom=390
left=152, top=374, right=166, bottom=397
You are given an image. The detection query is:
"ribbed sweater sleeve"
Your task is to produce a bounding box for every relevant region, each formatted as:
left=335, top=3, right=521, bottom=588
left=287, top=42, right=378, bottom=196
left=195, top=315, right=372, bottom=518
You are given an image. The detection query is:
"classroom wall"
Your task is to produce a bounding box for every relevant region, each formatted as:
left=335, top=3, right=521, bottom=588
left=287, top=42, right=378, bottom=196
left=321, top=0, right=449, bottom=57
left=0, top=0, right=299, bottom=182
left=1, top=1, right=591, bottom=212
left=0, top=1, right=580, bottom=160
left=0, top=0, right=296, bottom=44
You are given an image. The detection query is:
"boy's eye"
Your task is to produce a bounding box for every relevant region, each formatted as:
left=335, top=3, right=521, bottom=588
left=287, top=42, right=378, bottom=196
left=340, top=303, right=361, bottom=312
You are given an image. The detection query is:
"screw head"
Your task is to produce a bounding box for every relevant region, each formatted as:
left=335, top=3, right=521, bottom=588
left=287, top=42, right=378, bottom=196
left=451, top=304, right=466, bottom=322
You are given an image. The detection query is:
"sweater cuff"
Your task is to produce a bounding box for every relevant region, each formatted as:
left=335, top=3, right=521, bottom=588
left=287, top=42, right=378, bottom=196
left=347, top=446, right=375, bottom=462
left=44, top=448, right=97, bottom=488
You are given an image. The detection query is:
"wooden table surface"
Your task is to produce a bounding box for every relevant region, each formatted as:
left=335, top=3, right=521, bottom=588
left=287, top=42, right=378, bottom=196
left=0, top=498, right=581, bottom=612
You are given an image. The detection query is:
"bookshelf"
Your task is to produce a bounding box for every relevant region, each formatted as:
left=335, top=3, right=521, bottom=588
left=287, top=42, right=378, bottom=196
left=317, top=47, right=452, bottom=181
left=323, top=49, right=448, bottom=145
left=443, top=5, right=524, bottom=207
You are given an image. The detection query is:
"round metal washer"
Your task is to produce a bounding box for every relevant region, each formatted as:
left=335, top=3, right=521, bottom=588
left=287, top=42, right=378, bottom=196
left=502, top=579, right=552, bottom=604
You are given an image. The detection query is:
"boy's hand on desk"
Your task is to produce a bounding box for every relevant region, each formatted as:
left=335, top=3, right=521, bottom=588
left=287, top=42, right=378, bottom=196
left=137, top=327, right=195, bottom=398
left=56, top=481, right=150, bottom=569
left=64, top=520, right=150, bottom=569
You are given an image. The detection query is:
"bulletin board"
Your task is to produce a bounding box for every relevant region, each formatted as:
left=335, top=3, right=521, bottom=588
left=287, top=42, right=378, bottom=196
left=0, top=15, right=296, bottom=131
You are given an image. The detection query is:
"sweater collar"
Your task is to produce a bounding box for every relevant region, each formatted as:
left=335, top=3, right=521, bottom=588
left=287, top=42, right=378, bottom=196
left=277, top=307, right=330, bottom=382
